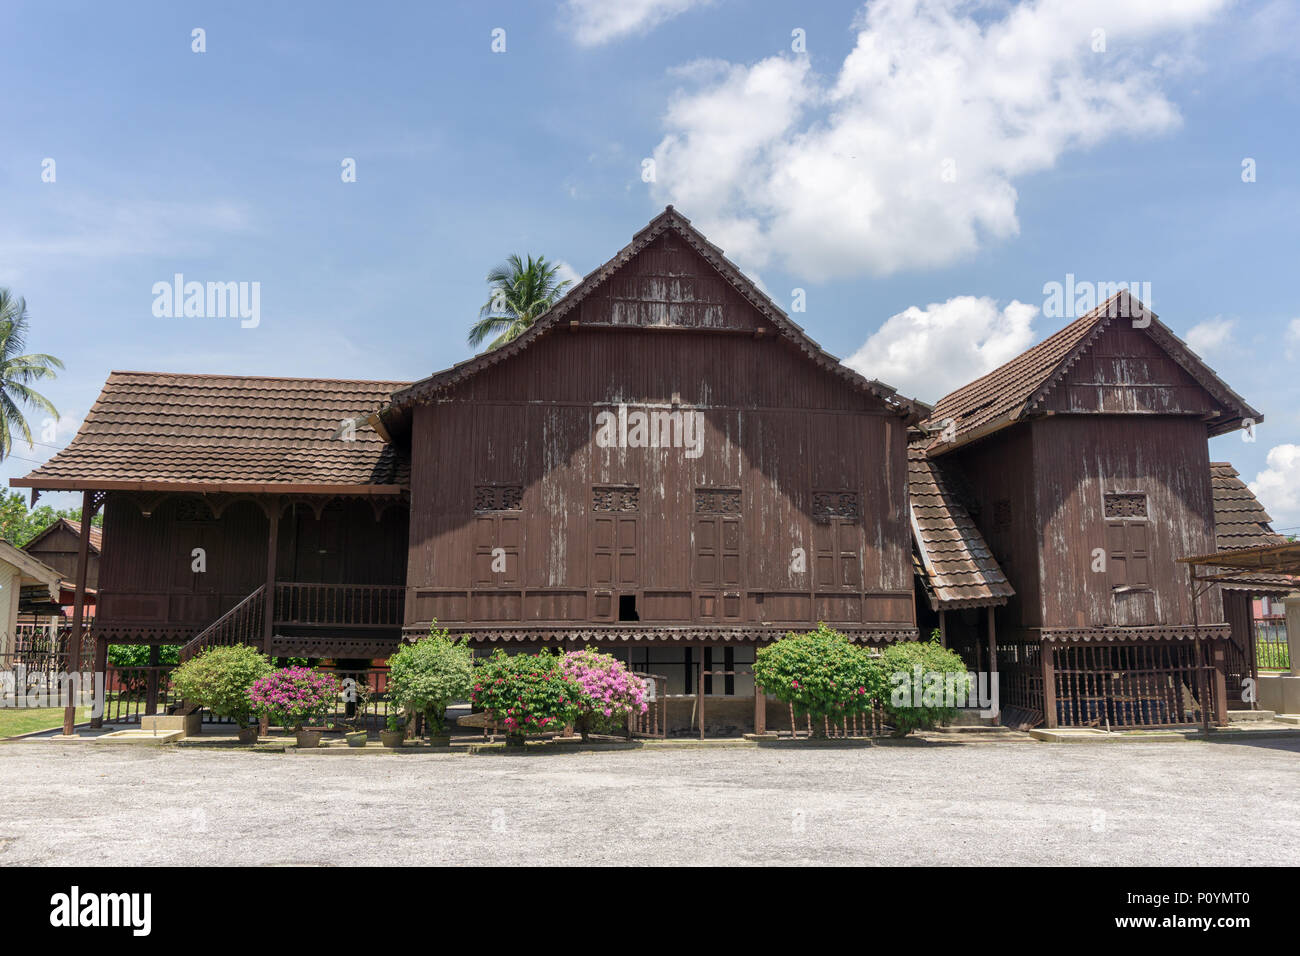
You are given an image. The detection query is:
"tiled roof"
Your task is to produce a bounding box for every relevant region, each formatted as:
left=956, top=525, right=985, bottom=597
left=390, top=206, right=930, bottom=423
left=1208, top=462, right=1292, bottom=592
left=925, top=292, right=1261, bottom=453
left=1211, top=462, right=1285, bottom=551
left=13, top=372, right=410, bottom=493
left=908, top=443, right=1014, bottom=609
left=53, top=520, right=102, bottom=548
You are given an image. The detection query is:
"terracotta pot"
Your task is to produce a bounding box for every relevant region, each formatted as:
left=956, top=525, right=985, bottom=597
left=380, top=730, right=404, bottom=749
left=236, top=726, right=258, bottom=745
left=345, top=731, right=368, bottom=747
left=296, top=730, right=323, bottom=749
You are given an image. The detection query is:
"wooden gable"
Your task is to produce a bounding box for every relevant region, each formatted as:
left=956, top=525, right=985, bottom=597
left=1040, top=321, right=1223, bottom=418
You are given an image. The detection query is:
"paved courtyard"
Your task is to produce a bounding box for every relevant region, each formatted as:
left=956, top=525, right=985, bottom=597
left=2, top=738, right=1298, bottom=866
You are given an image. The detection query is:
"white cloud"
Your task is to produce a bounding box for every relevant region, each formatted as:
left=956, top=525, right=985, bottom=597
left=651, top=0, right=1227, bottom=279
left=1249, top=444, right=1300, bottom=532
left=565, top=0, right=711, bottom=46
left=1286, top=317, right=1300, bottom=360
left=1185, top=316, right=1237, bottom=358
left=554, top=260, right=584, bottom=291
left=845, top=296, right=1039, bottom=402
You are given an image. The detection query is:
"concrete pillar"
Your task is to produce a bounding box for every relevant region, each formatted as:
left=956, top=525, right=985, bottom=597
left=1286, top=593, right=1300, bottom=679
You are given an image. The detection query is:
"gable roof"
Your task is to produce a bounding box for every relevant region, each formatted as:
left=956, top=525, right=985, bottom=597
left=924, top=291, right=1262, bottom=454
left=0, top=539, right=62, bottom=598
left=908, top=443, right=1014, bottom=609
left=1211, top=461, right=1285, bottom=552
left=12, top=371, right=409, bottom=495
left=23, top=517, right=102, bottom=554
left=389, top=206, right=928, bottom=421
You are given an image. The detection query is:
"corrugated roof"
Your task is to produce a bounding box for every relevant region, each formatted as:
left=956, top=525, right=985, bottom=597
left=908, top=443, right=1014, bottom=609
left=925, top=291, right=1262, bottom=453
left=12, top=372, right=410, bottom=493
left=389, top=206, right=930, bottom=423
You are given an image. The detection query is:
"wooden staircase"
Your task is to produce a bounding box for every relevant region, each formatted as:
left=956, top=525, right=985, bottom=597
left=179, top=584, right=266, bottom=661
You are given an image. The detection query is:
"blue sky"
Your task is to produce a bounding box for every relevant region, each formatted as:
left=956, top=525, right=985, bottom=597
left=2, top=0, right=1298, bottom=527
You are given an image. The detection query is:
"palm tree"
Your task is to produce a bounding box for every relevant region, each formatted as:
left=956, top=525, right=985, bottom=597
left=0, top=288, right=63, bottom=461
left=467, top=254, right=574, bottom=351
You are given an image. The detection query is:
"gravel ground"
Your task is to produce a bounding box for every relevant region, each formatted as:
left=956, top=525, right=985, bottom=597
left=2, top=738, right=1299, bottom=866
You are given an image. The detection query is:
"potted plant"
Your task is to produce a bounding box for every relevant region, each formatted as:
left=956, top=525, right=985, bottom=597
left=387, top=626, right=474, bottom=747
left=169, top=644, right=273, bottom=744
left=560, top=648, right=649, bottom=741
left=380, top=710, right=405, bottom=749
left=247, top=665, right=340, bottom=748
left=471, top=649, right=582, bottom=748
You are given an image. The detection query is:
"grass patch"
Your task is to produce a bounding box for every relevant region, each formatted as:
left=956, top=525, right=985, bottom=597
left=0, top=707, right=91, bottom=738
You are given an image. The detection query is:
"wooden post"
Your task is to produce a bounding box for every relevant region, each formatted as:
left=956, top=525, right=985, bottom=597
left=1042, top=642, right=1058, bottom=729
left=1212, top=644, right=1228, bottom=726
left=262, top=500, right=279, bottom=653
left=753, top=686, right=766, bottom=735
left=697, top=645, right=705, bottom=740
left=144, top=644, right=161, bottom=716
left=938, top=610, right=947, bottom=648
left=986, top=606, right=999, bottom=720
left=1189, top=564, right=1211, bottom=735
left=62, top=491, right=96, bottom=737
left=89, top=633, right=108, bottom=729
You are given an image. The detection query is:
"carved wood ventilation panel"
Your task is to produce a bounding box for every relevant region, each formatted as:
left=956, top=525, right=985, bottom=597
left=592, top=486, right=640, bottom=513
left=1104, top=493, right=1147, bottom=519
left=812, top=491, right=859, bottom=520
left=474, top=485, right=523, bottom=512
left=174, top=499, right=215, bottom=522
left=695, top=489, right=741, bottom=514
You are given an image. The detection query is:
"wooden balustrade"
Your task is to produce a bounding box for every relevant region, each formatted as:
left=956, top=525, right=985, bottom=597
left=273, top=583, right=404, bottom=629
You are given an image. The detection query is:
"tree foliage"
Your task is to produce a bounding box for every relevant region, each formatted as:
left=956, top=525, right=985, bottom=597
left=753, top=624, right=883, bottom=729
left=170, top=645, right=273, bottom=728
left=387, top=626, right=475, bottom=735
left=0, top=287, right=63, bottom=461
left=466, top=254, right=573, bottom=351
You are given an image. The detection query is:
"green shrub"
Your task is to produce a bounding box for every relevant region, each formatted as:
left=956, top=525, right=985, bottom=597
left=387, top=626, right=475, bottom=736
left=879, top=640, right=971, bottom=736
left=170, top=645, right=273, bottom=728
left=471, top=649, right=582, bottom=741
left=752, top=624, right=882, bottom=733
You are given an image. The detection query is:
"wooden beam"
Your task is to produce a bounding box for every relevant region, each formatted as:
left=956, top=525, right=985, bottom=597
left=754, top=685, right=766, bottom=735
left=62, top=491, right=97, bottom=737
left=1042, top=643, right=1058, bottom=729
left=263, top=501, right=280, bottom=653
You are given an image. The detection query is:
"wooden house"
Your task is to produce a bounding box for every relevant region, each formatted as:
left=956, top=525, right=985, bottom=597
left=922, top=293, right=1263, bottom=728
left=11, top=213, right=1273, bottom=734
left=13, top=208, right=927, bottom=734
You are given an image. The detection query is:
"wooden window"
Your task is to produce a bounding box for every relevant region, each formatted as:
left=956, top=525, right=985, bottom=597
left=812, top=491, right=861, bottom=589
left=472, top=485, right=522, bottom=586
left=694, top=489, right=741, bottom=620
left=1105, top=493, right=1149, bottom=591
left=592, top=486, right=639, bottom=619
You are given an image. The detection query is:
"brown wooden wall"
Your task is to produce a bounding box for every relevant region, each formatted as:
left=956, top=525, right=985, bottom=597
left=97, top=494, right=408, bottom=640
left=948, top=414, right=1221, bottom=633
left=405, top=327, right=914, bottom=631
left=24, top=523, right=98, bottom=590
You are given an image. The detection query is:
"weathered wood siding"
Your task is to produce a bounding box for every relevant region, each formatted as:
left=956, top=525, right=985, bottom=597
left=949, top=414, right=1220, bottom=633
left=405, top=238, right=913, bottom=631
left=97, top=494, right=407, bottom=640
left=24, top=523, right=98, bottom=590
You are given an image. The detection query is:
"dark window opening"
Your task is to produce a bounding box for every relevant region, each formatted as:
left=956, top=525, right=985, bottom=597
left=618, top=594, right=639, bottom=622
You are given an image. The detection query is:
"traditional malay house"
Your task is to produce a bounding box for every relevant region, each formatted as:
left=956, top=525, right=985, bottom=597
left=9, top=211, right=1277, bottom=735
left=921, top=293, right=1264, bottom=728
left=13, top=208, right=927, bottom=735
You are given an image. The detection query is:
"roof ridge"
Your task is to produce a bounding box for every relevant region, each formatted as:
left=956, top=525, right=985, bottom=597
left=107, top=370, right=411, bottom=387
